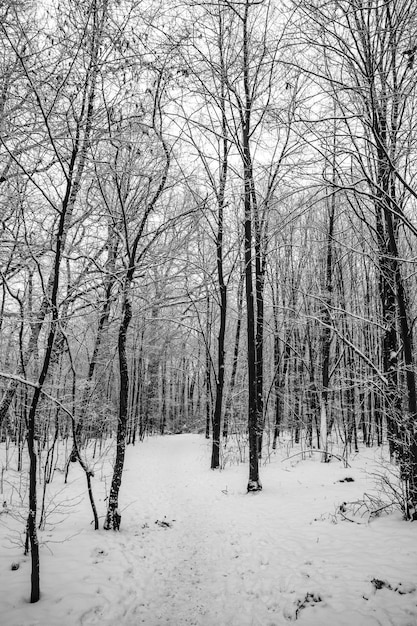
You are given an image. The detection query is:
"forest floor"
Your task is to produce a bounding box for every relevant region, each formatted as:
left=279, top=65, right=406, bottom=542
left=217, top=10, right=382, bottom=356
left=1, top=433, right=417, bottom=625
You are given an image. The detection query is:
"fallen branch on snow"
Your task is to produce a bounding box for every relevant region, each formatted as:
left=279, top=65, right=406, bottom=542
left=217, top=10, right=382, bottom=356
left=281, top=449, right=350, bottom=467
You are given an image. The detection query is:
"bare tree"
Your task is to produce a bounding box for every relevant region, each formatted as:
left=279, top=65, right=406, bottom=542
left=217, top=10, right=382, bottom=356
left=293, top=0, right=417, bottom=515
left=101, top=61, right=171, bottom=529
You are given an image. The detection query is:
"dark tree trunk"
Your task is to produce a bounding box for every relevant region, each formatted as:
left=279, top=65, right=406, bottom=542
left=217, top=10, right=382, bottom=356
left=255, top=227, right=265, bottom=458
left=211, top=260, right=226, bottom=468
left=205, top=294, right=212, bottom=440
left=211, top=37, right=228, bottom=468
left=104, top=95, right=169, bottom=528
left=241, top=1, right=261, bottom=491
left=321, top=150, right=336, bottom=457
left=27, top=406, right=40, bottom=603
left=272, top=317, right=292, bottom=450
left=104, top=291, right=131, bottom=531
left=223, top=274, right=243, bottom=440
left=384, top=202, right=417, bottom=516
left=26, top=157, right=72, bottom=600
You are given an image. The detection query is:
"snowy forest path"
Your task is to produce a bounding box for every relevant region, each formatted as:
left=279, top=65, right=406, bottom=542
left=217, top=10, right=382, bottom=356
left=81, top=434, right=296, bottom=625
left=110, top=434, right=260, bottom=625
left=89, top=435, right=417, bottom=626
left=2, top=434, right=417, bottom=626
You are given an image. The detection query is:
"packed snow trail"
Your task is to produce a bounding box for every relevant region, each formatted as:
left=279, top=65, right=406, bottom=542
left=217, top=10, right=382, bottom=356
left=1, top=434, right=417, bottom=625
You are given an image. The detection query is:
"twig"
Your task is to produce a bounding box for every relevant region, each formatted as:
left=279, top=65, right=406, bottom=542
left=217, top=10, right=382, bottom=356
left=282, top=449, right=351, bottom=467
left=338, top=510, right=366, bottom=524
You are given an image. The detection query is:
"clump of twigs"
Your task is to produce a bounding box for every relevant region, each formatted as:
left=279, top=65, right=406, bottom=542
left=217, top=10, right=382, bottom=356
left=335, top=454, right=415, bottom=523
left=369, top=459, right=412, bottom=520
left=220, top=432, right=248, bottom=468
left=336, top=492, right=395, bottom=524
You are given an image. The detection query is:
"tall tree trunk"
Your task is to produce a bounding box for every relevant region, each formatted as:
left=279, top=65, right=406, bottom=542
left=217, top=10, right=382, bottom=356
left=254, top=204, right=266, bottom=458
left=205, top=294, right=212, bottom=440
left=104, top=287, right=131, bottom=531
left=223, top=274, right=244, bottom=440
left=25, top=160, right=72, bottom=600
left=384, top=204, right=417, bottom=517
left=321, top=131, right=337, bottom=459
left=241, top=2, right=261, bottom=492
left=211, top=28, right=228, bottom=468
left=104, top=90, right=170, bottom=528
left=272, top=304, right=292, bottom=450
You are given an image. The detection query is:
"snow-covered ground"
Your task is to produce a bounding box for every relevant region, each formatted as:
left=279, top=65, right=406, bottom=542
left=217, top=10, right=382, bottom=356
left=1, top=434, right=416, bottom=625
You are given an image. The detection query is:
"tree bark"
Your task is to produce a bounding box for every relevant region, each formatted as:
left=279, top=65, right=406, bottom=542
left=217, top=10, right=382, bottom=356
left=211, top=24, right=229, bottom=468
left=241, top=2, right=261, bottom=492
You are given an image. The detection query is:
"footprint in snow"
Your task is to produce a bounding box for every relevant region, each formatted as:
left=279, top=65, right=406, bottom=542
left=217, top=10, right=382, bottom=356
left=283, top=592, right=323, bottom=621
left=91, top=547, right=108, bottom=564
